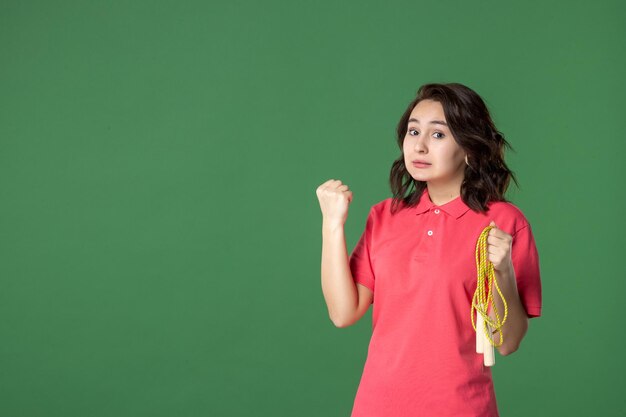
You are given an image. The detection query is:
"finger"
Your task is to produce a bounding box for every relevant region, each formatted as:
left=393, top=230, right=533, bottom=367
left=487, top=235, right=506, bottom=246
left=487, top=250, right=504, bottom=265
left=331, top=183, right=346, bottom=191
left=487, top=229, right=513, bottom=246
left=487, top=245, right=500, bottom=256
left=320, top=179, right=337, bottom=189
left=488, top=227, right=510, bottom=241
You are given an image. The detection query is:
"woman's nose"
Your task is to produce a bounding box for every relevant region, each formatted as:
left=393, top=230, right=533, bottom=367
left=414, top=136, right=427, bottom=153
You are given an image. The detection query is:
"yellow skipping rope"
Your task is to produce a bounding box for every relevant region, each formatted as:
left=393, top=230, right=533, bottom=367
left=470, top=225, right=508, bottom=366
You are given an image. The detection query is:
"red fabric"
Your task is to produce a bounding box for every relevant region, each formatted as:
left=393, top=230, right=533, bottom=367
left=348, top=188, right=542, bottom=417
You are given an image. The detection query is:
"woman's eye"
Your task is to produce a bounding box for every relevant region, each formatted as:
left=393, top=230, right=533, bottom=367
left=408, top=128, right=444, bottom=139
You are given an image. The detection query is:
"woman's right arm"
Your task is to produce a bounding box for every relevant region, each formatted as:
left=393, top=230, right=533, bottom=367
left=317, top=179, right=373, bottom=327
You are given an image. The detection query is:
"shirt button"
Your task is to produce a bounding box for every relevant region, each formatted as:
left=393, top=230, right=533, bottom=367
left=427, top=230, right=433, bottom=236
left=434, top=209, right=440, bottom=214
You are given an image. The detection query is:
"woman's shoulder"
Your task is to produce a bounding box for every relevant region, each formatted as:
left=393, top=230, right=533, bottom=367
left=356, top=198, right=396, bottom=224
left=372, top=197, right=394, bottom=210
left=484, top=200, right=533, bottom=234
left=368, top=197, right=398, bottom=216
left=365, top=197, right=419, bottom=226
left=486, top=199, right=526, bottom=216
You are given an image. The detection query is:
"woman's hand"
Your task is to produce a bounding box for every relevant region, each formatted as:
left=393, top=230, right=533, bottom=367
left=486, top=221, right=514, bottom=274
left=316, top=179, right=353, bottom=230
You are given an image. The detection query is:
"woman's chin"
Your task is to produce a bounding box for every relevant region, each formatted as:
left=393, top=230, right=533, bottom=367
left=409, top=173, right=430, bottom=182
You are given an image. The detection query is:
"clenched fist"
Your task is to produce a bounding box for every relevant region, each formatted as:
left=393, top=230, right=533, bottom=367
left=316, top=179, right=353, bottom=230
left=486, top=220, right=514, bottom=274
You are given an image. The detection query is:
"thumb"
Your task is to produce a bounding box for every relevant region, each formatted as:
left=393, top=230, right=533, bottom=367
left=489, top=220, right=496, bottom=227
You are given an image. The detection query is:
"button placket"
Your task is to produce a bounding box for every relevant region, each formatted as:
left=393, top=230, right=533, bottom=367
left=413, top=207, right=435, bottom=260
left=426, top=208, right=441, bottom=236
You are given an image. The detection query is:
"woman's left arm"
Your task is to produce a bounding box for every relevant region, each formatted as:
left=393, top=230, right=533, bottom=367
left=485, top=221, right=529, bottom=356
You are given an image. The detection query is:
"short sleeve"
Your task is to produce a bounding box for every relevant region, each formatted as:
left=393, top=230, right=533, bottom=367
left=349, top=207, right=376, bottom=297
left=511, top=223, right=543, bottom=318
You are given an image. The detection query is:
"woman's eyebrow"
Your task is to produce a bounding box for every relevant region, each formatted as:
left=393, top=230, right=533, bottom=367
left=408, top=117, right=448, bottom=127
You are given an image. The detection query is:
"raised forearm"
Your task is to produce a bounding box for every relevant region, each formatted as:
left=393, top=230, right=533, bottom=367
left=321, top=222, right=358, bottom=327
left=488, top=265, right=528, bottom=355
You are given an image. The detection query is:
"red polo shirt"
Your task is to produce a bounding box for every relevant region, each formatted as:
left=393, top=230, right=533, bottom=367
left=348, top=187, right=542, bottom=417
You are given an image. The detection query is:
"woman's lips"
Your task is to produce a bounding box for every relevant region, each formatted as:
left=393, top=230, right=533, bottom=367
left=412, top=162, right=431, bottom=168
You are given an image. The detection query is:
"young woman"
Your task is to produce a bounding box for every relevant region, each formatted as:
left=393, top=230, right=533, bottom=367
left=316, top=83, right=542, bottom=417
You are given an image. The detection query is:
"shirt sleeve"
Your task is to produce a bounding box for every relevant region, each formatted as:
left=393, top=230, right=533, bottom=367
left=511, top=223, right=543, bottom=318
left=349, top=207, right=376, bottom=297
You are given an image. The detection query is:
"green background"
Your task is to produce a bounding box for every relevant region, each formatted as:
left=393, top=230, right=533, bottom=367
left=1, top=0, right=624, bottom=416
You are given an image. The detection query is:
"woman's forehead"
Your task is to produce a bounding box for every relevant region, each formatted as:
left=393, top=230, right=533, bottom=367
left=409, top=100, right=447, bottom=125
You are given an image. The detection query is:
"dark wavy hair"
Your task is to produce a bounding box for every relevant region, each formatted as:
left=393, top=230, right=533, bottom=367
left=389, top=82, right=519, bottom=215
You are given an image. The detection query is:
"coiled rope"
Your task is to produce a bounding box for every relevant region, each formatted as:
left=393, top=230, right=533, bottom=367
left=470, top=225, right=508, bottom=348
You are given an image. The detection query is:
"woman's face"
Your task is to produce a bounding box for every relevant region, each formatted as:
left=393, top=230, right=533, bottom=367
left=402, top=99, right=467, bottom=189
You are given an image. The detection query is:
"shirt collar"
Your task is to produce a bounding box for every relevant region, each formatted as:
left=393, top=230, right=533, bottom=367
left=414, top=187, right=471, bottom=219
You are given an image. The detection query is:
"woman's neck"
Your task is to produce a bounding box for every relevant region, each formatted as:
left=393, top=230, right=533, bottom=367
left=426, top=184, right=461, bottom=206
